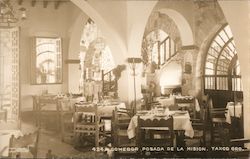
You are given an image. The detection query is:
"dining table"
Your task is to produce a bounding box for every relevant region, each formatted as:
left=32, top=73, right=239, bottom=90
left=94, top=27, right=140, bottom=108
left=225, top=102, right=243, bottom=124
left=74, top=101, right=126, bottom=131
left=74, top=101, right=126, bottom=118
left=127, top=109, right=194, bottom=139
left=155, top=95, right=200, bottom=112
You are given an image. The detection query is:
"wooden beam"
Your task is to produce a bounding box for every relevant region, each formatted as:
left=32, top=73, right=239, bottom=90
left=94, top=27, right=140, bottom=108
left=18, top=0, right=23, bottom=5
left=54, top=1, right=61, bottom=10
left=43, top=0, right=49, bottom=8
left=65, top=59, right=80, bottom=64
left=31, top=0, right=36, bottom=7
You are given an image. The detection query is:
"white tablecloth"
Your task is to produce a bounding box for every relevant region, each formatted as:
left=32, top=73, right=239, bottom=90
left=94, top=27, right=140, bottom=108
left=98, top=102, right=126, bottom=117
left=127, top=111, right=194, bottom=139
left=225, top=102, right=242, bottom=124
left=0, top=130, right=22, bottom=157
left=156, top=96, right=200, bottom=112
left=75, top=102, right=126, bottom=117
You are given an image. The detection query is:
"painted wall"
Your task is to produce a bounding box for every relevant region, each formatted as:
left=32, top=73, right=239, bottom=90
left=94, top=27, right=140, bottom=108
left=19, top=1, right=80, bottom=111
left=218, top=0, right=250, bottom=145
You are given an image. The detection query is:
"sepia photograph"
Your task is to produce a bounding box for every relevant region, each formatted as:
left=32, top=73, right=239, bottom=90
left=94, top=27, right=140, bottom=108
left=0, top=0, right=250, bottom=158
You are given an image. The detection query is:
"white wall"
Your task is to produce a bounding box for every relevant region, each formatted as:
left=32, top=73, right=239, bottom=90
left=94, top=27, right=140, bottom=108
left=218, top=0, right=250, bottom=143
left=19, top=1, right=80, bottom=111
left=70, top=0, right=157, bottom=103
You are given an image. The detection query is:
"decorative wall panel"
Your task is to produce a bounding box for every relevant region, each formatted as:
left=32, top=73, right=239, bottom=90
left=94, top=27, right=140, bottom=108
left=0, top=27, right=19, bottom=121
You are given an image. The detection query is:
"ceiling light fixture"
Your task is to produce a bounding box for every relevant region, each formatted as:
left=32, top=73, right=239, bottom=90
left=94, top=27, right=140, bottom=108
left=0, top=0, right=26, bottom=27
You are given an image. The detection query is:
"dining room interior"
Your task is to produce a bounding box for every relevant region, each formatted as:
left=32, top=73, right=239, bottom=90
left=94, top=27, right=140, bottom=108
left=0, top=0, right=250, bottom=158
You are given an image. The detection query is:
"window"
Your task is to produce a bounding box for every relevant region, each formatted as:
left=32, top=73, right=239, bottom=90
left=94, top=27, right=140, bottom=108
left=204, top=24, right=242, bottom=91
left=31, top=37, right=62, bottom=84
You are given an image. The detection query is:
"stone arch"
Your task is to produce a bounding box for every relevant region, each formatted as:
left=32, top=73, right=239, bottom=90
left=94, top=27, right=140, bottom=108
left=195, top=23, right=224, bottom=96
left=71, top=0, right=127, bottom=65
left=143, top=12, right=182, bottom=47
left=157, top=8, right=194, bottom=46
left=68, top=13, right=88, bottom=59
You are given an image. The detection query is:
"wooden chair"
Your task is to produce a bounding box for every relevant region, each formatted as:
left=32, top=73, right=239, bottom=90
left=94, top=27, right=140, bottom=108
left=175, top=97, right=196, bottom=119
left=229, top=138, right=250, bottom=158
left=149, top=101, right=161, bottom=109
left=73, top=104, right=106, bottom=147
left=112, top=107, right=133, bottom=146
left=59, top=98, right=74, bottom=144
left=8, top=129, right=40, bottom=158
left=136, top=116, right=174, bottom=156
left=185, top=102, right=207, bottom=147
left=208, top=98, right=229, bottom=145
left=60, top=111, right=74, bottom=144
left=35, top=95, right=61, bottom=132
left=111, top=108, right=135, bottom=157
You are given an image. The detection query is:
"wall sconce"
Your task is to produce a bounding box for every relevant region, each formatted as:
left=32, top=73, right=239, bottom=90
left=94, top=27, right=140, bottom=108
left=127, top=57, right=142, bottom=113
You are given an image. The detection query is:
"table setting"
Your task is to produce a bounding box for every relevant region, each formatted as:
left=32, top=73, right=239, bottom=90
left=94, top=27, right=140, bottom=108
left=127, top=108, right=194, bottom=139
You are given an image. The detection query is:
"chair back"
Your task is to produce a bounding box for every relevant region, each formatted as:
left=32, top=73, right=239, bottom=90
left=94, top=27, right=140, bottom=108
left=35, top=95, right=61, bottom=131
left=73, top=103, right=105, bottom=147
left=208, top=97, right=227, bottom=119
left=60, top=111, right=74, bottom=144
left=8, top=129, right=40, bottom=158
left=176, top=97, right=196, bottom=118
left=112, top=107, right=131, bottom=146
left=74, top=104, right=98, bottom=123
left=59, top=98, right=72, bottom=111
left=136, top=116, right=174, bottom=147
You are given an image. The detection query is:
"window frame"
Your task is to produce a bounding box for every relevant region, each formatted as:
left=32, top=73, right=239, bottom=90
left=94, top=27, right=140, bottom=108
left=203, top=24, right=242, bottom=92
left=31, top=36, right=63, bottom=85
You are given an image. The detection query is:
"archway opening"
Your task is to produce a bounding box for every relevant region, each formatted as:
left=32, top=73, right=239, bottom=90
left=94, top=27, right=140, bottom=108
left=79, top=18, right=116, bottom=101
